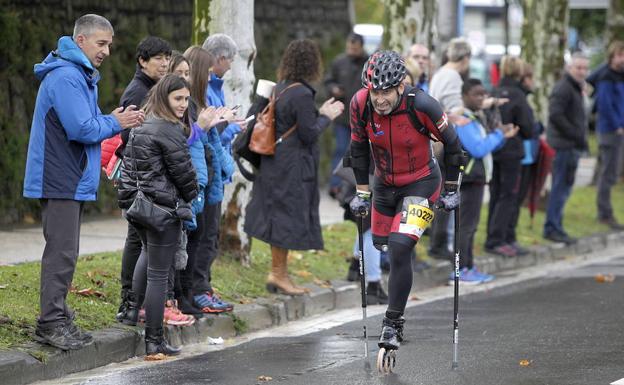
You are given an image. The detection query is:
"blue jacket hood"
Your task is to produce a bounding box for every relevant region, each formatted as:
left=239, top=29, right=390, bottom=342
left=34, top=36, right=99, bottom=85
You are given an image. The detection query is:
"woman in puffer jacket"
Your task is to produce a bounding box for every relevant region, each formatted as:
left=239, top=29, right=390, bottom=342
left=117, top=74, right=198, bottom=359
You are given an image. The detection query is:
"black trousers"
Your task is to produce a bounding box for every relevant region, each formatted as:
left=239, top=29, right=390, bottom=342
left=486, top=158, right=522, bottom=249
left=506, top=164, right=533, bottom=244
left=120, top=222, right=143, bottom=292
left=188, top=202, right=221, bottom=294
left=38, top=199, right=83, bottom=328
left=458, top=183, right=485, bottom=269
left=133, top=221, right=181, bottom=329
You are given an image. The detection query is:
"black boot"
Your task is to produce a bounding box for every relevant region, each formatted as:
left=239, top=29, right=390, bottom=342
left=378, top=313, right=405, bottom=350
left=120, top=292, right=140, bottom=326
left=145, top=326, right=181, bottom=356
left=366, top=281, right=389, bottom=305
left=115, top=289, right=129, bottom=322
left=177, top=289, right=203, bottom=317
left=346, top=257, right=360, bottom=282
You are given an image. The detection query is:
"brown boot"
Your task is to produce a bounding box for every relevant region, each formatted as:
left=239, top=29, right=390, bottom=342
left=266, top=247, right=310, bottom=296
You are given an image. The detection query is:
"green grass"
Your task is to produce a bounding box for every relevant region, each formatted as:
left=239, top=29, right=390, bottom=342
left=0, top=222, right=356, bottom=349
left=1, top=183, right=622, bottom=349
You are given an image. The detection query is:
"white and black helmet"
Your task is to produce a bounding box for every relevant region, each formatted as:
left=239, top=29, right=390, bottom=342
left=361, top=50, right=406, bottom=90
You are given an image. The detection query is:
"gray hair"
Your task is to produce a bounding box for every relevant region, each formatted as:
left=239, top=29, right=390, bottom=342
left=72, top=14, right=114, bottom=39
left=446, top=37, right=471, bottom=63
left=202, top=33, right=238, bottom=60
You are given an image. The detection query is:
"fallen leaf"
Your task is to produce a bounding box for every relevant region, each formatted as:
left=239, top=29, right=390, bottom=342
left=289, top=252, right=304, bottom=261
left=70, top=287, right=106, bottom=298
left=313, top=278, right=332, bottom=289
left=409, top=294, right=422, bottom=301
left=257, top=375, right=273, bottom=382
left=0, top=284, right=7, bottom=289
left=595, top=274, right=615, bottom=283
left=145, top=353, right=167, bottom=361
left=295, top=270, right=313, bottom=279
left=519, top=359, right=531, bottom=367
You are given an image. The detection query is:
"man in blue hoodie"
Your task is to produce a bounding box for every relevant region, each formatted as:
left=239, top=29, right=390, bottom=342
left=23, top=14, right=144, bottom=350
left=588, top=41, right=624, bottom=230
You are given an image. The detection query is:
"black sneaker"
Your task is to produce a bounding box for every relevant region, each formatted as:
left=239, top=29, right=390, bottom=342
left=599, top=217, right=624, bottom=231
left=34, top=323, right=85, bottom=351
left=544, top=232, right=577, bottom=245
left=66, top=321, right=93, bottom=344
left=510, top=242, right=531, bottom=256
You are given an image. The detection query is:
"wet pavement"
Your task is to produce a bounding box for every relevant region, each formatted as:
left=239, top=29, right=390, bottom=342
left=43, top=253, right=624, bottom=385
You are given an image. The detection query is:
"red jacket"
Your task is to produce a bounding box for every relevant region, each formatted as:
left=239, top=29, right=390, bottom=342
left=349, top=87, right=450, bottom=186
left=101, top=133, right=122, bottom=178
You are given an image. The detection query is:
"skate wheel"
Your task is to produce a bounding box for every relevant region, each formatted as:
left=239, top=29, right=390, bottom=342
left=376, top=348, right=396, bottom=374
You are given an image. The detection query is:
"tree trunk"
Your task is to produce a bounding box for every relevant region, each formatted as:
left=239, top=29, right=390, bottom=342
left=382, top=0, right=438, bottom=53
left=192, top=0, right=211, bottom=46
left=520, top=0, right=569, bottom=125
left=194, top=0, right=256, bottom=265
left=607, top=0, right=624, bottom=48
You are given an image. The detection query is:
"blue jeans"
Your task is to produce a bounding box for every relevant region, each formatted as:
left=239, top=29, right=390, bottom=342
left=330, top=123, right=351, bottom=189
left=544, top=148, right=580, bottom=236
left=352, top=229, right=381, bottom=282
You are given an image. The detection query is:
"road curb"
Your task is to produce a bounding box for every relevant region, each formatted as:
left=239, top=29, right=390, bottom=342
left=1, top=229, right=622, bottom=385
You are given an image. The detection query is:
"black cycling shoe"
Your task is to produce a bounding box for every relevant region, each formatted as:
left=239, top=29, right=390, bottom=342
left=34, top=323, right=85, bottom=351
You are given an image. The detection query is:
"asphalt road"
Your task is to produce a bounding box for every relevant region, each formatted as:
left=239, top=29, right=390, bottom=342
left=46, top=255, right=624, bottom=385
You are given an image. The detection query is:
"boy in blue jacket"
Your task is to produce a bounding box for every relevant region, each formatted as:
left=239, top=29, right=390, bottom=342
left=453, top=79, right=518, bottom=285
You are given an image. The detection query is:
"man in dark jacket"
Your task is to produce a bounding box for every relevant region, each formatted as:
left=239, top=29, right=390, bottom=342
left=543, top=54, right=590, bottom=244
left=116, top=35, right=172, bottom=323
left=23, top=14, right=143, bottom=350
left=588, top=41, right=624, bottom=230
left=324, top=33, right=368, bottom=196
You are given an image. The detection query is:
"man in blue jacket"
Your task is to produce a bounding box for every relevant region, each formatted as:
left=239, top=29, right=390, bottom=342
left=23, top=14, right=144, bottom=350
left=589, top=41, right=624, bottom=230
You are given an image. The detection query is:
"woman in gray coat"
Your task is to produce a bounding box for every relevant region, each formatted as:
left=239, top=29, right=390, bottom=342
left=244, top=39, right=344, bottom=295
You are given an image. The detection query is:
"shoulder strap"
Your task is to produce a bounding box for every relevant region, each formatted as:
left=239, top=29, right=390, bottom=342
left=274, top=82, right=303, bottom=102
left=129, top=131, right=141, bottom=190
left=405, top=86, right=438, bottom=142
left=274, top=82, right=304, bottom=145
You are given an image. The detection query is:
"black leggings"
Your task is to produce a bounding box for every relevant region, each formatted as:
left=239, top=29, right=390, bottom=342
left=133, top=221, right=181, bottom=329
left=387, top=233, right=418, bottom=314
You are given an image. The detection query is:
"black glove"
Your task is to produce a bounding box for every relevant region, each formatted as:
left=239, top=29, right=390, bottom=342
left=349, top=190, right=371, bottom=217
left=435, top=183, right=460, bottom=211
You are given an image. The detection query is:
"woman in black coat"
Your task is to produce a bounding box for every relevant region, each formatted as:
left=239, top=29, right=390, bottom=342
left=118, top=74, right=198, bottom=358
left=485, top=56, right=534, bottom=257
left=244, top=39, right=344, bottom=295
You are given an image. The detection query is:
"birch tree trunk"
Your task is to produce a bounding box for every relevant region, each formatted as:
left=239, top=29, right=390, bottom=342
left=606, top=0, right=624, bottom=48
left=193, top=0, right=256, bottom=265
left=520, top=0, right=569, bottom=125
left=381, top=0, right=438, bottom=53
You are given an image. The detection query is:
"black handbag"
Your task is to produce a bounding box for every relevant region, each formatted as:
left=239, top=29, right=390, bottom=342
left=232, top=94, right=271, bottom=181
left=124, top=132, right=176, bottom=233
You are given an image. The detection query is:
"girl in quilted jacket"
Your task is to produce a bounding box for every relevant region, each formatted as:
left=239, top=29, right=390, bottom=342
left=117, top=74, right=200, bottom=359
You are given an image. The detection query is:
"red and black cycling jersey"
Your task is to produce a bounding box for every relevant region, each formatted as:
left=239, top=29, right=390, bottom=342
left=349, top=86, right=461, bottom=187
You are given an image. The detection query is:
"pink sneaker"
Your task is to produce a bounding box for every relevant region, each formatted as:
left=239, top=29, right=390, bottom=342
left=164, top=300, right=195, bottom=326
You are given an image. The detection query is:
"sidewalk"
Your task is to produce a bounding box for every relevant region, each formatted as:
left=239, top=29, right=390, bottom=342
left=0, top=190, right=344, bottom=266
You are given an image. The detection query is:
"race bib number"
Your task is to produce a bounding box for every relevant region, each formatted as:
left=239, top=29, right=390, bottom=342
left=398, top=203, right=434, bottom=238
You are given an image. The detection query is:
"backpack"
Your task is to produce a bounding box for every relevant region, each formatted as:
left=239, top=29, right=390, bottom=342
left=356, top=86, right=438, bottom=142
left=248, top=82, right=302, bottom=155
